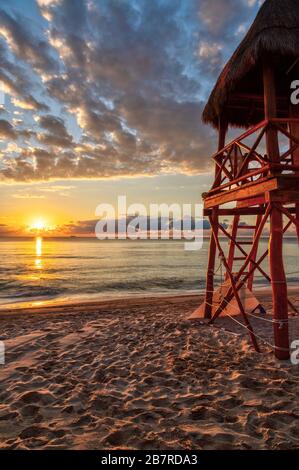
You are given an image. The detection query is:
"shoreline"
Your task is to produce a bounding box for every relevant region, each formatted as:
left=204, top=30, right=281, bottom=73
left=1, top=286, right=299, bottom=317
left=0, top=292, right=202, bottom=317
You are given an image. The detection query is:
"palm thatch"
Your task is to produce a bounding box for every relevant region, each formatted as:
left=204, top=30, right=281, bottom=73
left=203, top=0, right=299, bottom=129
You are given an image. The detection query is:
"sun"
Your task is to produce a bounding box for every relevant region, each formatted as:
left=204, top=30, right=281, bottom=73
left=29, top=218, right=47, bottom=232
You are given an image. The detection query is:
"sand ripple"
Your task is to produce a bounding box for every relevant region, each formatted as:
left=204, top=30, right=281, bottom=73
left=0, top=296, right=298, bottom=450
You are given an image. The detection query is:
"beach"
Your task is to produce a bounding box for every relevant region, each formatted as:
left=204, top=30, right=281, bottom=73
left=0, top=293, right=299, bottom=450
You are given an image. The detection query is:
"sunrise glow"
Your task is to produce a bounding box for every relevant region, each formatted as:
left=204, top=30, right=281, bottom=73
left=29, top=218, right=48, bottom=232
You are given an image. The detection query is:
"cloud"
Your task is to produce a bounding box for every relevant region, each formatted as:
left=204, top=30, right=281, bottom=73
left=0, top=9, right=58, bottom=74
left=0, top=119, right=35, bottom=142
left=0, top=0, right=262, bottom=182
left=198, top=41, right=223, bottom=74
left=0, top=41, right=49, bottom=111
left=10, top=184, right=75, bottom=200
left=12, top=193, right=45, bottom=199
left=198, top=0, right=253, bottom=37
left=37, top=115, right=74, bottom=148
left=57, top=216, right=212, bottom=237
left=38, top=184, right=75, bottom=193
left=0, top=223, right=20, bottom=236
left=0, top=119, right=16, bottom=139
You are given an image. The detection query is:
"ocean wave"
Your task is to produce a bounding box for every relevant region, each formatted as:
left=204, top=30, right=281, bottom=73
left=0, top=285, right=66, bottom=300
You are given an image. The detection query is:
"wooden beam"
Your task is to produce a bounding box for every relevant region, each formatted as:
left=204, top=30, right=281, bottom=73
left=236, top=126, right=267, bottom=178
left=269, top=204, right=290, bottom=360
left=289, top=107, right=299, bottom=222
left=237, top=195, right=266, bottom=208
left=204, top=116, right=227, bottom=319
left=208, top=164, right=270, bottom=197
left=226, top=215, right=239, bottom=277
left=231, top=93, right=289, bottom=105
left=248, top=215, right=263, bottom=291
left=267, top=191, right=299, bottom=204
left=204, top=177, right=278, bottom=209
left=263, top=63, right=280, bottom=166
left=210, top=205, right=272, bottom=324
left=218, top=221, right=269, bottom=282
left=204, top=206, right=296, bottom=217
left=278, top=204, right=299, bottom=232
left=210, top=120, right=267, bottom=163
left=263, top=62, right=290, bottom=360
left=209, top=216, right=260, bottom=352
left=289, top=106, right=299, bottom=148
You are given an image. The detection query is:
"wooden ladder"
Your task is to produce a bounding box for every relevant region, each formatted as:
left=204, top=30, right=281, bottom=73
left=226, top=213, right=263, bottom=291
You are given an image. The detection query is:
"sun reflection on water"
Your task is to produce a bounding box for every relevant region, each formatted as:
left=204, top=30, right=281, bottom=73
left=35, top=236, right=43, bottom=269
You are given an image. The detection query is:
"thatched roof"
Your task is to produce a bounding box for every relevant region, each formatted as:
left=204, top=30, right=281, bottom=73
left=203, top=0, right=299, bottom=129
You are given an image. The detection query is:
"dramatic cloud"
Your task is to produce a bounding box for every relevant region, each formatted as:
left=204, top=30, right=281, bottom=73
left=57, top=216, right=212, bottom=237
left=0, top=0, right=261, bottom=182
left=0, top=119, right=16, bottom=139
left=37, top=115, right=74, bottom=148
left=0, top=9, right=58, bottom=74
left=0, top=222, right=21, bottom=236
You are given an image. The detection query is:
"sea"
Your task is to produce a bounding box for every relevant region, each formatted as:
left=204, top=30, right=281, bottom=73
left=0, top=237, right=298, bottom=309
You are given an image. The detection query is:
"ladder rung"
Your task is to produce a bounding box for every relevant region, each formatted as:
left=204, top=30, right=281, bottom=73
left=238, top=241, right=253, bottom=245
left=234, top=257, right=247, bottom=261
left=237, top=225, right=256, bottom=230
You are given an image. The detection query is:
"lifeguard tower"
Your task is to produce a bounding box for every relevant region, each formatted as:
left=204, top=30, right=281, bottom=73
left=192, top=0, right=299, bottom=360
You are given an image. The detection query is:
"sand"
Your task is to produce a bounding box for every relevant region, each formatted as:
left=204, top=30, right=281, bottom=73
left=0, top=293, right=299, bottom=450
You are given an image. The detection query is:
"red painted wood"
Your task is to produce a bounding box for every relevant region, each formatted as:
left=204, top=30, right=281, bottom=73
left=264, top=65, right=281, bottom=169
left=218, top=222, right=269, bottom=281
left=226, top=215, right=240, bottom=279
left=209, top=217, right=260, bottom=352
left=289, top=107, right=299, bottom=202
left=204, top=206, right=297, bottom=217
left=263, top=64, right=290, bottom=359
left=211, top=120, right=267, bottom=162
left=204, top=209, right=217, bottom=319
left=204, top=118, right=227, bottom=319
left=200, top=60, right=299, bottom=359
left=296, top=204, right=299, bottom=245
left=208, top=165, right=270, bottom=195
left=210, top=206, right=271, bottom=324
left=248, top=215, right=262, bottom=291
left=269, top=204, right=290, bottom=360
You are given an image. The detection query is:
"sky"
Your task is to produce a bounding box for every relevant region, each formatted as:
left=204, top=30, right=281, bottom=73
left=0, top=0, right=264, bottom=236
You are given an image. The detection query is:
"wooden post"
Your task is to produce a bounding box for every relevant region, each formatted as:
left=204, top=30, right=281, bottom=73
left=289, top=104, right=299, bottom=165
left=204, top=117, right=227, bottom=318
left=247, top=214, right=262, bottom=291
left=209, top=216, right=260, bottom=352
left=289, top=104, right=299, bottom=242
left=263, top=63, right=280, bottom=167
left=264, top=62, right=289, bottom=359
left=226, top=215, right=240, bottom=280
left=210, top=205, right=271, bottom=324
left=269, top=204, right=290, bottom=360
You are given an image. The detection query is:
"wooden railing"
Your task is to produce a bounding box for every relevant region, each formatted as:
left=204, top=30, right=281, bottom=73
left=210, top=118, right=299, bottom=195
